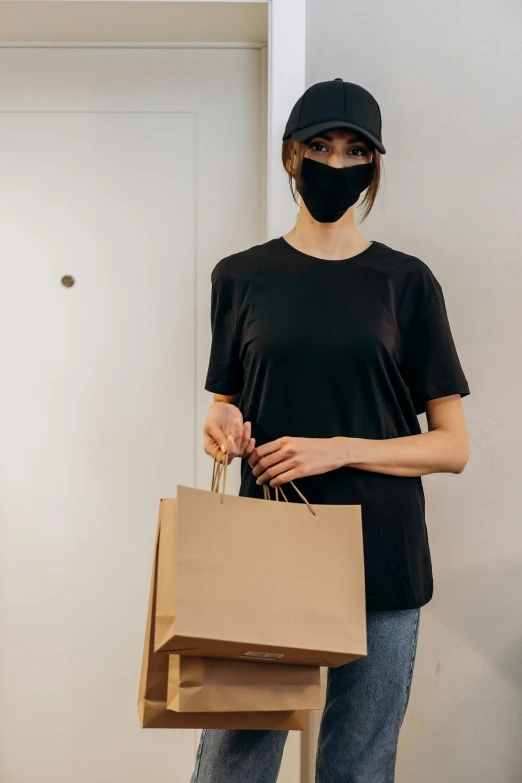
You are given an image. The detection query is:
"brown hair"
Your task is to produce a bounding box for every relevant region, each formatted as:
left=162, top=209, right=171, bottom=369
left=281, top=135, right=382, bottom=223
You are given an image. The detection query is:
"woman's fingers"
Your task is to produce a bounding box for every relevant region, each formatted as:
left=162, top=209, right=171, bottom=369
left=204, top=420, right=228, bottom=454
left=226, top=433, right=239, bottom=458
left=244, top=437, right=256, bottom=458
left=238, top=421, right=252, bottom=455
left=203, top=431, right=224, bottom=460
left=226, top=415, right=244, bottom=457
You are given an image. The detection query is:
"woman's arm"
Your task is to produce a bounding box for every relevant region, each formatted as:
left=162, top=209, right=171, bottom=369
left=250, top=394, right=469, bottom=486
left=339, top=394, right=469, bottom=477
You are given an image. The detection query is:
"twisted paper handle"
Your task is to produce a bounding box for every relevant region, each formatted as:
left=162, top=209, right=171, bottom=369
left=211, top=448, right=228, bottom=503
left=212, top=446, right=316, bottom=515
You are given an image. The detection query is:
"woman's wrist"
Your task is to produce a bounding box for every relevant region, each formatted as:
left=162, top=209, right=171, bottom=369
left=332, top=436, right=363, bottom=469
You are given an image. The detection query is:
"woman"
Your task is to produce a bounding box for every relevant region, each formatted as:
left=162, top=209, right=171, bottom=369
left=195, top=78, right=470, bottom=783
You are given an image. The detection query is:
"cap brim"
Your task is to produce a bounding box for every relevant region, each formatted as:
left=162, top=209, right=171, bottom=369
left=289, top=120, right=386, bottom=154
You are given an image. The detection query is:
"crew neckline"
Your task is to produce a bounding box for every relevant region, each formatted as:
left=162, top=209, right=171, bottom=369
left=276, top=235, right=378, bottom=264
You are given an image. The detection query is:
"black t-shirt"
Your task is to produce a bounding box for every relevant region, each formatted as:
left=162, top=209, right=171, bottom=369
left=204, top=236, right=470, bottom=611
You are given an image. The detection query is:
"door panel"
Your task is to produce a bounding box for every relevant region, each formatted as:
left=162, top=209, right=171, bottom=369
left=0, top=46, right=265, bottom=783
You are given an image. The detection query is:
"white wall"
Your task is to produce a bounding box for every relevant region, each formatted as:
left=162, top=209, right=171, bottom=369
left=305, top=1, right=522, bottom=780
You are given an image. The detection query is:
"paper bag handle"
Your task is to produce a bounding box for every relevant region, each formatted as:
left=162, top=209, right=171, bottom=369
left=211, top=448, right=229, bottom=501
left=211, top=448, right=316, bottom=516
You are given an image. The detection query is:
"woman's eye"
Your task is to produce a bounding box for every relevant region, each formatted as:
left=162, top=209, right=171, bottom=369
left=309, top=142, right=368, bottom=156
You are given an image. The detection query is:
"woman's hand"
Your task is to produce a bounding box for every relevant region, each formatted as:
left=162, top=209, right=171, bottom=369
left=203, top=402, right=256, bottom=464
left=248, top=436, right=346, bottom=486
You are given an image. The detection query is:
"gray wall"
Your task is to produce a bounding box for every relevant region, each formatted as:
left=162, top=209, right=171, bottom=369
left=305, top=1, right=522, bottom=780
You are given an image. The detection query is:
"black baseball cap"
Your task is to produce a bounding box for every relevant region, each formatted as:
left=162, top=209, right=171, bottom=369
left=282, top=78, right=386, bottom=154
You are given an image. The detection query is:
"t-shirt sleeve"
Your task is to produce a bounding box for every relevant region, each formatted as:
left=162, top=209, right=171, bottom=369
left=401, top=270, right=470, bottom=416
left=204, top=273, right=244, bottom=395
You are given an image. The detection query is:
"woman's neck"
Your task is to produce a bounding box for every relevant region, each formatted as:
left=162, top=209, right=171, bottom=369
left=283, top=215, right=371, bottom=261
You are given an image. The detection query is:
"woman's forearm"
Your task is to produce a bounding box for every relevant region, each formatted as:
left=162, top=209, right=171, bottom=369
left=336, top=430, right=468, bottom=477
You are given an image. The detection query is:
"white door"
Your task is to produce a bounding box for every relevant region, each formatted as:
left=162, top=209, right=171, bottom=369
left=0, top=46, right=266, bottom=783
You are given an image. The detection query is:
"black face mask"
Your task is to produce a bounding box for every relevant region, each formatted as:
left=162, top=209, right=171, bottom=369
left=296, top=157, right=373, bottom=223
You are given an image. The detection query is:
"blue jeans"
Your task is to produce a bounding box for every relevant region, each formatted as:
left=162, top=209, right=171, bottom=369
left=190, top=608, right=420, bottom=783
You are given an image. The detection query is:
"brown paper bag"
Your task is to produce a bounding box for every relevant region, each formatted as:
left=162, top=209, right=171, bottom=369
left=137, top=511, right=308, bottom=730
left=167, top=655, right=321, bottom=713
left=154, top=453, right=366, bottom=667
